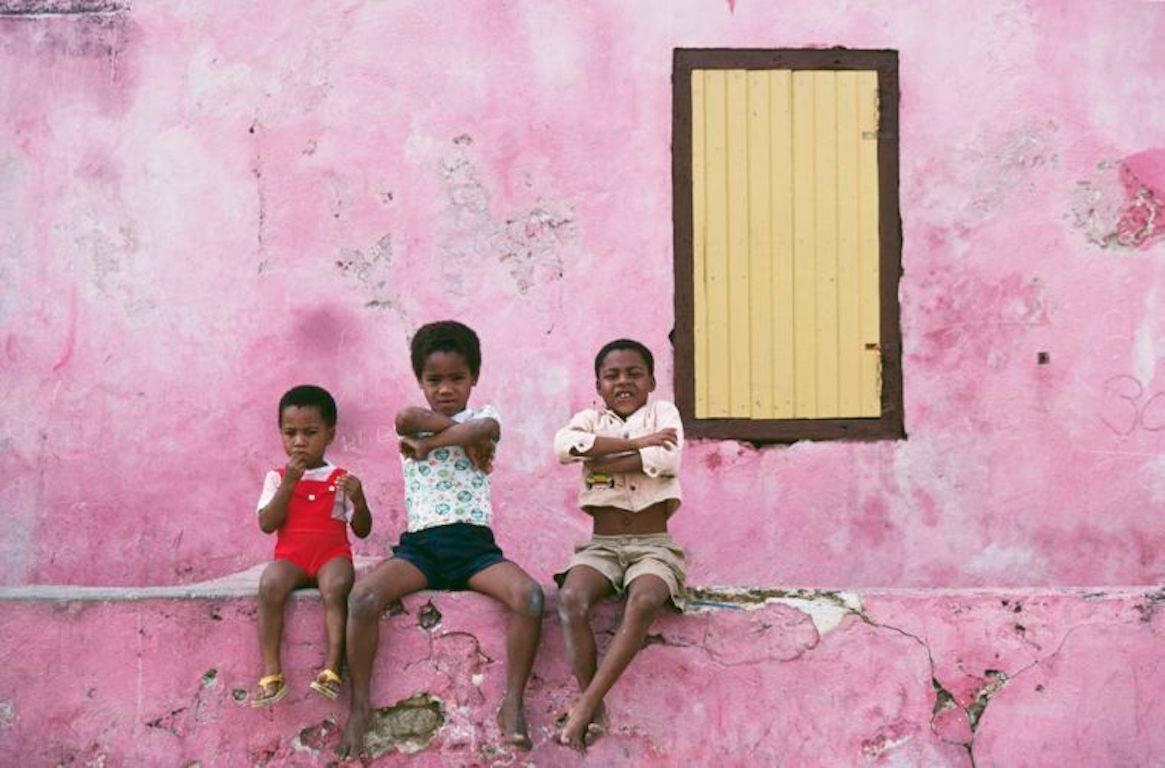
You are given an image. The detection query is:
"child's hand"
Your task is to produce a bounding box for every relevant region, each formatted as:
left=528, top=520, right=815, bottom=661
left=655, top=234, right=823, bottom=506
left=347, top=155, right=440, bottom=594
left=399, top=436, right=431, bottom=462
left=635, top=428, right=678, bottom=450
left=466, top=441, right=495, bottom=474
left=285, top=453, right=308, bottom=484
left=337, top=473, right=366, bottom=505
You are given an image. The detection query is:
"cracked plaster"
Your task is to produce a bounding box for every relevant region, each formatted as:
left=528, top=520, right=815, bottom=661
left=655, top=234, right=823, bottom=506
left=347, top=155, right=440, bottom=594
left=4, top=582, right=1164, bottom=765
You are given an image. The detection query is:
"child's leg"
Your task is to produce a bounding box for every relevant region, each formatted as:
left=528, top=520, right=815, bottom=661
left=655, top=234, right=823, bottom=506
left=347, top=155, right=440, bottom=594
left=315, top=557, right=355, bottom=676
left=337, top=559, right=428, bottom=758
left=556, top=565, right=615, bottom=692
left=559, top=574, right=670, bottom=750
left=467, top=561, right=544, bottom=749
left=257, top=560, right=311, bottom=680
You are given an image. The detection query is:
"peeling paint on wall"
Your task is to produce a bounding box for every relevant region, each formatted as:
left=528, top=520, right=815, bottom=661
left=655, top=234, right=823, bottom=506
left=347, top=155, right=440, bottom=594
left=1, top=0, right=1163, bottom=592
left=689, top=585, right=864, bottom=636
left=336, top=232, right=395, bottom=309
left=1072, top=150, right=1165, bottom=249
left=439, top=135, right=577, bottom=295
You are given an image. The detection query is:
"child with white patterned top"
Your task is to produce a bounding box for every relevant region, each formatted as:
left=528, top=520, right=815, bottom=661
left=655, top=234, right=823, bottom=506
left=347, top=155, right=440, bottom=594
left=339, top=321, right=544, bottom=757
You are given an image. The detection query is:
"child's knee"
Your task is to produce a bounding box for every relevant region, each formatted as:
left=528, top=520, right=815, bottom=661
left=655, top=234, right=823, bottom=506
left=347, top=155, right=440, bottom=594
left=512, top=580, right=544, bottom=618
left=625, top=588, right=666, bottom=620
left=347, top=583, right=384, bottom=620
left=258, top=574, right=293, bottom=606
left=320, top=582, right=351, bottom=608
left=556, top=585, right=591, bottom=622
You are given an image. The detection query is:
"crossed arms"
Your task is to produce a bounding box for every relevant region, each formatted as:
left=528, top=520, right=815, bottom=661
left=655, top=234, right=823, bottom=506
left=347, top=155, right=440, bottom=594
left=394, top=406, right=498, bottom=472
left=554, top=403, right=683, bottom=478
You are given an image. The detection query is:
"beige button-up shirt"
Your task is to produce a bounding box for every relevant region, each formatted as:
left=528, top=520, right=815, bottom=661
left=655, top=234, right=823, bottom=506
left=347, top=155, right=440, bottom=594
left=554, top=400, right=683, bottom=515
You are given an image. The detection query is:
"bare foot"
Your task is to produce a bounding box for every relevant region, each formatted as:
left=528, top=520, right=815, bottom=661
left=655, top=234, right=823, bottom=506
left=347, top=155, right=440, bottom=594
left=585, top=702, right=606, bottom=744
left=556, top=702, right=605, bottom=747
left=558, top=698, right=598, bottom=751
left=336, top=706, right=370, bottom=759
left=496, top=694, right=532, bottom=750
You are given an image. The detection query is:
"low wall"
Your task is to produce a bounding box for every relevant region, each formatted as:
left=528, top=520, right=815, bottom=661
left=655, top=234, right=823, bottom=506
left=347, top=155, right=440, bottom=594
left=1, top=566, right=1162, bottom=766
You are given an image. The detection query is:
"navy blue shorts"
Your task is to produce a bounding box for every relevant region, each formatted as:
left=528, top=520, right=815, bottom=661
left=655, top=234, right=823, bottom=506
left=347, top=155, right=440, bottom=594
left=392, top=523, right=506, bottom=590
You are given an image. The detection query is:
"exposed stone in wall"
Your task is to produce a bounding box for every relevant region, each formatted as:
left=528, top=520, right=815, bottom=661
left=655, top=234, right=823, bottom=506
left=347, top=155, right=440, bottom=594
left=364, top=694, right=445, bottom=757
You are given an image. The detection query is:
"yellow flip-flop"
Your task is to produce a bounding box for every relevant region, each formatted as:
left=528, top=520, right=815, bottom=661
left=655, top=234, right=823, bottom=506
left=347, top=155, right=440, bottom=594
left=308, top=668, right=342, bottom=700
left=251, top=673, right=288, bottom=708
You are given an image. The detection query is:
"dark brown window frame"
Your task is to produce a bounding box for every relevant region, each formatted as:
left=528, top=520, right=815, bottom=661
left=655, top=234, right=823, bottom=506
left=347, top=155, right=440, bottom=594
left=672, top=47, right=905, bottom=443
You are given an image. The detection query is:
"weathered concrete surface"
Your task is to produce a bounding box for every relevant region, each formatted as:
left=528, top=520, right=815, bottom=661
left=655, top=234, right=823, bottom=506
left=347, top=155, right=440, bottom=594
left=3, top=1, right=1164, bottom=761
left=1, top=0, right=1164, bottom=590
left=1, top=579, right=1162, bottom=766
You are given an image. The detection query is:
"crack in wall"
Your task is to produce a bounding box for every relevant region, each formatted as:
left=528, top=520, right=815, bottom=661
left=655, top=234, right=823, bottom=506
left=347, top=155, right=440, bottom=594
left=876, top=611, right=1088, bottom=767
left=689, top=588, right=1084, bottom=766
left=250, top=119, right=268, bottom=272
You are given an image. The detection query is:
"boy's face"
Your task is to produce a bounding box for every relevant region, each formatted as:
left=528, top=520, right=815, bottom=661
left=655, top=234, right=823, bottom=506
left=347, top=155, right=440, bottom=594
left=596, top=348, right=655, bottom=418
left=420, top=351, right=476, bottom=416
left=280, top=405, right=334, bottom=469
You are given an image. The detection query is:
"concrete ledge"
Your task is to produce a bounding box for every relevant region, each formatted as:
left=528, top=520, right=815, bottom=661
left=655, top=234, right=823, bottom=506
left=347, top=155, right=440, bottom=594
left=0, top=558, right=385, bottom=602
left=1, top=571, right=1163, bottom=766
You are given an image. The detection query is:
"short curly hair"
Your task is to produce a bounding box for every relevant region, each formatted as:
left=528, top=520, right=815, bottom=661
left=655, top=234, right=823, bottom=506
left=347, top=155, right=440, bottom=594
left=410, top=320, right=482, bottom=379
left=278, top=384, right=337, bottom=427
left=593, top=338, right=654, bottom=378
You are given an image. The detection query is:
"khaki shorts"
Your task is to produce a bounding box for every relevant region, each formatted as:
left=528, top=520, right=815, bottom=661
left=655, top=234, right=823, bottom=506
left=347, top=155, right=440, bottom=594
left=554, top=534, right=687, bottom=611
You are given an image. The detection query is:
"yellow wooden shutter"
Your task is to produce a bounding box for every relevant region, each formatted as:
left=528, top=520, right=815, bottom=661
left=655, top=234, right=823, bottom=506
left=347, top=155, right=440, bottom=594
left=691, top=69, right=882, bottom=420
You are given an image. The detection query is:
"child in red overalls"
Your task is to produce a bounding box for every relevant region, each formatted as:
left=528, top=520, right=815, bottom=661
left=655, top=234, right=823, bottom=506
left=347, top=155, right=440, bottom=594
left=252, top=385, right=372, bottom=707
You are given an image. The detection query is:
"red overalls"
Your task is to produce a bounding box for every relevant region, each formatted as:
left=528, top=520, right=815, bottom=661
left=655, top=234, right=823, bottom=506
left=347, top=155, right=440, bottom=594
left=273, top=467, right=352, bottom=578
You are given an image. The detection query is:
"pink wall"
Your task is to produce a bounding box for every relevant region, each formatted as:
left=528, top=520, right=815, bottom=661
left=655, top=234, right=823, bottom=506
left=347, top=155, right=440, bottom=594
left=2, top=0, right=1164, bottom=588
left=3, top=585, right=1163, bottom=765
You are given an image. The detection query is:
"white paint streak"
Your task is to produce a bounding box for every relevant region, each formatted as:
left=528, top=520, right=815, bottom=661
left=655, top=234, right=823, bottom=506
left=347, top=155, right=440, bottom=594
left=969, top=543, right=1043, bottom=578
left=1140, top=454, right=1165, bottom=503
left=690, top=587, right=863, bottom=637
left=403, top=127, right=436, bottom=165
left=503, top=365, right=570, bottom=473
left=771, top=592, right=863, bottom=636
left=1132, top=283, right=1157, bottom=386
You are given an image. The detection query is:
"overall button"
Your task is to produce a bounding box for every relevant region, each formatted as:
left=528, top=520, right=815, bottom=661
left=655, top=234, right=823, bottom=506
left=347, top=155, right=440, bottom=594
left=308, top=494, right=316, bottom=501
left=328, top=485, right=335, bottom=492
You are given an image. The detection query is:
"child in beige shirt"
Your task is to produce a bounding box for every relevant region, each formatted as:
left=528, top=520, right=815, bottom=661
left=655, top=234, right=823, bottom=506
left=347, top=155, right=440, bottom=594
left=552, top=338, right=687, bottom=749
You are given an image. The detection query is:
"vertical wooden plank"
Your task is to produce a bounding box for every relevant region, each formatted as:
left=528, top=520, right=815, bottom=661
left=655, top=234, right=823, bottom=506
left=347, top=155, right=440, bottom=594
left=858, top=69, right=882, bottom=417
left=813, top=71, right=840, bottom=418
left=836, top=71, right=862, bottom=417
left=771, top=70, right=795, bottom=419
left=747, top=70, right=772, bottom=419
left=691, top=71, right=708, bottom=418
left=791, top=70, right=816, bottom=418
left=703, top=69, right=731, bottom=417
left=726, top=70, right=751, bottom=417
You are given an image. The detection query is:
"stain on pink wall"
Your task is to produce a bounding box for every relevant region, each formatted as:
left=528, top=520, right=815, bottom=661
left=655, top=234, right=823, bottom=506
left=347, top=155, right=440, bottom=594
left=1, top=0, right=1163, bottom=589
